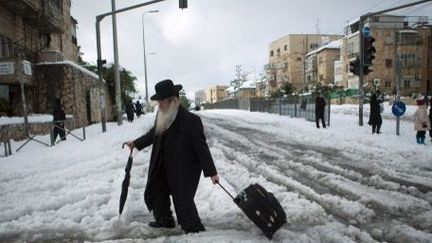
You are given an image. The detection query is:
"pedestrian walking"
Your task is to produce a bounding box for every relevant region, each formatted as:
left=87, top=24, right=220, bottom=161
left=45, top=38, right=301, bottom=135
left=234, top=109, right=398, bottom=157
left=126, top=79, right=219, bottom=234
left=52, top=98, right=66, bottom=142
left=368, top=91, right=383, bottom=134
left=125, top=100, right=135, bottom=122
left=429, top=99, right=432, bottom=142
left=423, top=93, right=429, bottom=109
left=315, top=93, right=326, bottom=128
left=135, top=100, right=143, bottom=118
left=413, top=99, right=431, bottom=145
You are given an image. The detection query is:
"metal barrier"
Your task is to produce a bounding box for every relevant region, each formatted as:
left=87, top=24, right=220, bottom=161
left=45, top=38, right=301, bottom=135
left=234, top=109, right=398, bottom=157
left=204, top=96, right=331, bottom=125
left=1, top=129, right=12, bottom=157
left=49, top=120, right=86, bottom=146
left=1, top=119, right=87, bottom=155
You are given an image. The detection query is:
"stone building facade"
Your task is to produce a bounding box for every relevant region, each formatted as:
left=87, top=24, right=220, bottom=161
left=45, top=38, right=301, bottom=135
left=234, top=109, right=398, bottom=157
left=0, top=0, right=112, bottom=128
left=206, top=85, right=228, bottom=104
left=340, top=15, right=432, bottom=96
left=305, top=40, right=342, bottom=89
left=267, top=34, right=343, bottom=92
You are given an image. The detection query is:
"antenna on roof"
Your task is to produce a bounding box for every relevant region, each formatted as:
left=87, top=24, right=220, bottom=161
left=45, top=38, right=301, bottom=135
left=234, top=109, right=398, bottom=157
left=316, top=18, right=321, bottom=35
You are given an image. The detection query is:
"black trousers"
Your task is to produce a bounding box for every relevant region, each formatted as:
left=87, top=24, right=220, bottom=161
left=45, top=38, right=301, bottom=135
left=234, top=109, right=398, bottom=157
left=315, top=114, right=326, bottom=128
left=372, top=124, right=381, bottom=134
left=417, top=131, right=426, bottom=139
left=150, top=165, right=204, bottom=232
left=53, top=122, right=66, bottom=141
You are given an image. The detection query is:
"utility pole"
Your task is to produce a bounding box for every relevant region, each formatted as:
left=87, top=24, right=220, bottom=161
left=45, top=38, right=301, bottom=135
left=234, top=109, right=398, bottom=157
left=357, top=0, right=432, bottom=126
left=112, top=0, right=122, bottom=126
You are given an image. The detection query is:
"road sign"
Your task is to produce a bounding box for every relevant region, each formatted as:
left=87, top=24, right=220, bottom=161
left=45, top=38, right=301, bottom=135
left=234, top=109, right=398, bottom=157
left=0, top=62, right=14, bottom=75
left=373, top=79, right=380, bottom=86
left=362, top=25, right=371, bottom=37
left=392, top=101, right=406, bottom=117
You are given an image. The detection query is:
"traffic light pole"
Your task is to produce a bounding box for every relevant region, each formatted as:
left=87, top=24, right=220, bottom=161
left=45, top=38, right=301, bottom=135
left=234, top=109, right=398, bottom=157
left=358, top=19, right=365, bottom=126
left=357, top=0, right=432, bottom=127
left=95, top=0, right=167, bottom=132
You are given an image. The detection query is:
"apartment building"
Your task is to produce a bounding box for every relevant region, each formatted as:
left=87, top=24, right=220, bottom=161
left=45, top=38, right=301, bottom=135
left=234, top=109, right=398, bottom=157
left=238, top=80, right=256, bottom=99
left=206, top=85, right=228, bottom=104
left=305, top=40, right=342, bottom=88
left=340, top=15, right=432, bottom=96
left=266, top=34, right=343, bottom=92
left=0, top=0, right=112, bottom=125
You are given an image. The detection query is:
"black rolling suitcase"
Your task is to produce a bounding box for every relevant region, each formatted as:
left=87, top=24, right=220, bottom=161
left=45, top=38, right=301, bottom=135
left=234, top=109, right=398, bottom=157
left=219, top=183, right=287, bottom=239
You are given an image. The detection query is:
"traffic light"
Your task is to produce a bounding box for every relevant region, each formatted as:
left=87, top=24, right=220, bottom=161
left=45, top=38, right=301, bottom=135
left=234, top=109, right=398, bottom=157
left=363, top=36, right=376, bottom=66
left=349, top=56, right=360, bottom=76
left=363, top=66, right=372, bottom=76
left=97, top=59, right=106, bottom=72
left=179, top=0, right=187, bottom=9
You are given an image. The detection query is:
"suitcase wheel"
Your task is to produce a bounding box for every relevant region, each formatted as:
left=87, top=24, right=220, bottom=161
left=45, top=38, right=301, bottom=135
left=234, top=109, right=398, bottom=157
left=269, top=215, right=275, bottom=223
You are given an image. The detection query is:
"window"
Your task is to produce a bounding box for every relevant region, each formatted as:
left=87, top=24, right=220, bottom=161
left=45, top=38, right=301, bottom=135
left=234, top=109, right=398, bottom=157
left=404, top=79, right=411, bottom=88
left=0, top=35, right=13, bottom=59
left=270, top=50, right=274, bottom=57
left=310, top=43, right=319, bottom=50
left=276, top=48, right=280, bottom=56
left=296, top=57, right=302, bottom=62
left=397, top=33, right=419, bottom=45
left=400, top=53, right=416, bottom=67
left=385, top=81, right=391, bottom=88
left=385, top=59, right=392, bottom=68
left=284, top=45, right=287, bottom=51
left=70, top=17, right=78, bottom=45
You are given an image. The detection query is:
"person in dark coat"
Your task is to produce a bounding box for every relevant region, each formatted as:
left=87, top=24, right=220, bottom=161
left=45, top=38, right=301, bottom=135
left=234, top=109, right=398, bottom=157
left=368, top=92, right=383, bottom=134
left=135, top=100, right=143, bottom=118
left=52, top=98, right=66, bottom=141
left=315, top=93, right=326, bottom=128
left=429, top=98, right=432, bottom=141
left=126, top=79, right=219, bottom=234
left=125, top=100, right=135, bottom=122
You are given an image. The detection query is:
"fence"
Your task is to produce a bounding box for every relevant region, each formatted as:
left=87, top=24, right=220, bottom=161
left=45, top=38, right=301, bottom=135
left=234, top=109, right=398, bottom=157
left=1, top=118, right=86, bottom=156
left=203, top=96, right=331, bottom=126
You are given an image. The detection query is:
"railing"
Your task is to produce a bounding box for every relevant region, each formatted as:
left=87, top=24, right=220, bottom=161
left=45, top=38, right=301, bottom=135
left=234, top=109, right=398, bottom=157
left=0, top=118, right=86, bottom=156
left=203, top=96, right=331, bottom=126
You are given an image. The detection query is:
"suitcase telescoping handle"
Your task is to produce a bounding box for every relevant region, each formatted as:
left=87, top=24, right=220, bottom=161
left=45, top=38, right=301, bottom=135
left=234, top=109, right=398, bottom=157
left=217, top=182, right=235, bottom=200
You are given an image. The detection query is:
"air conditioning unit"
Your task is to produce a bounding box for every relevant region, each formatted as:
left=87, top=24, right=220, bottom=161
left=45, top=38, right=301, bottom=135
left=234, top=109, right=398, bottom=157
left=37, top=50, right=64, bottom=62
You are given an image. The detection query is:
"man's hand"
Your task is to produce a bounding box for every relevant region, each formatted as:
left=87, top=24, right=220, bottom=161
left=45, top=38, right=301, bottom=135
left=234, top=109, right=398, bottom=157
left=210, top=174, right=219, bottom=185
left=126, top=141, right=135, bottom=152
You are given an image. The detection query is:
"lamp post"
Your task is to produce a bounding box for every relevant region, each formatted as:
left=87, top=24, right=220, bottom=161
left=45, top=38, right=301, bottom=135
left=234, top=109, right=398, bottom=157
left=142, top=10, right=159, bottom=103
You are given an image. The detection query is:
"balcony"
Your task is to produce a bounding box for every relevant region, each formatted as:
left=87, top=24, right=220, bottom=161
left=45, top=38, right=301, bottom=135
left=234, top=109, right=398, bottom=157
left=0, top=0, right=41, bottom=15
left=0, top=0, right=64, bottom=34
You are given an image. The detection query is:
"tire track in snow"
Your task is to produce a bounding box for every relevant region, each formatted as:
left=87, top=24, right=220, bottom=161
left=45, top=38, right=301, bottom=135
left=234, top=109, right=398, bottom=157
left=201, top=115, right=432, bottom=242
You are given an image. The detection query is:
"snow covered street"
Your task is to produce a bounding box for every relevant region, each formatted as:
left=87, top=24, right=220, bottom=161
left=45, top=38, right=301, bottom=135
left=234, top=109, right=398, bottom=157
left=1, top=106, right=432, bottom=242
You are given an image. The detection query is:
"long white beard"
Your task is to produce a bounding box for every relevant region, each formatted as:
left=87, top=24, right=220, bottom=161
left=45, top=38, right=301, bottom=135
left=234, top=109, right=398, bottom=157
left=154, top=101, right=179, bottom=135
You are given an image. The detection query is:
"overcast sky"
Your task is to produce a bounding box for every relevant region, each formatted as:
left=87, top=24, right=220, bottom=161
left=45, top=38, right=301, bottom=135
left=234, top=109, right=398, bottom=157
left=71, top=0, right=432, bottom=99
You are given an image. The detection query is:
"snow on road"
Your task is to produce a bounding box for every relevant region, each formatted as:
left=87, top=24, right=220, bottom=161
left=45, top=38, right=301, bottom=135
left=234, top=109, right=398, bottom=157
left=0, top=105, right=431, bottom=242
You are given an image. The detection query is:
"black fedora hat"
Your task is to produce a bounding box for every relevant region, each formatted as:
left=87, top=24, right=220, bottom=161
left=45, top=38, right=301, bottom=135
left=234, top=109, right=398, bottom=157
left=150, top=79, right=183, bottom=101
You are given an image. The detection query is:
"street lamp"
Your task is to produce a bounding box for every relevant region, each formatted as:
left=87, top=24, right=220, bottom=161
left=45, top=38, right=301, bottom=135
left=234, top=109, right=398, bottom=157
left=142, top=10, right=159, bottom=103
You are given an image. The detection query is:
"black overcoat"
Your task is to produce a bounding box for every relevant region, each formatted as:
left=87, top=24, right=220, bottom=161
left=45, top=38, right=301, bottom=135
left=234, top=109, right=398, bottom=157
left=315, top=97, right=326, bottom=117
left=368, top=95, right=382, bottom=126
left=133, top=106, right=217, bottom=211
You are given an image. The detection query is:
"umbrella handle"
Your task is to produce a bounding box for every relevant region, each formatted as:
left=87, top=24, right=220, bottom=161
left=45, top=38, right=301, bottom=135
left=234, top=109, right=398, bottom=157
left=122, top=142, right=133, bottom=157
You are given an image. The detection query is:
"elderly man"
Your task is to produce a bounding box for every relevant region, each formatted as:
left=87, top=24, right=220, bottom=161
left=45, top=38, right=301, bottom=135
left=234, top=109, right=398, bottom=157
left=127, top=79, right=219, bottom=234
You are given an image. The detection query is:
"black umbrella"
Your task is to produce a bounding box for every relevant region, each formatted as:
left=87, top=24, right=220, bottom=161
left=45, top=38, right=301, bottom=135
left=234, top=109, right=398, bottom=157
left=119, top=142, right=133, bottom=215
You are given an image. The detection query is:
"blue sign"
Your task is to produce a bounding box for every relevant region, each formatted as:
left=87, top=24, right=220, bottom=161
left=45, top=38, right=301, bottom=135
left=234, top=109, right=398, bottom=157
left=392, top=101, right=406, bottom=117
left=362, top=26, right=371, bottom=37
